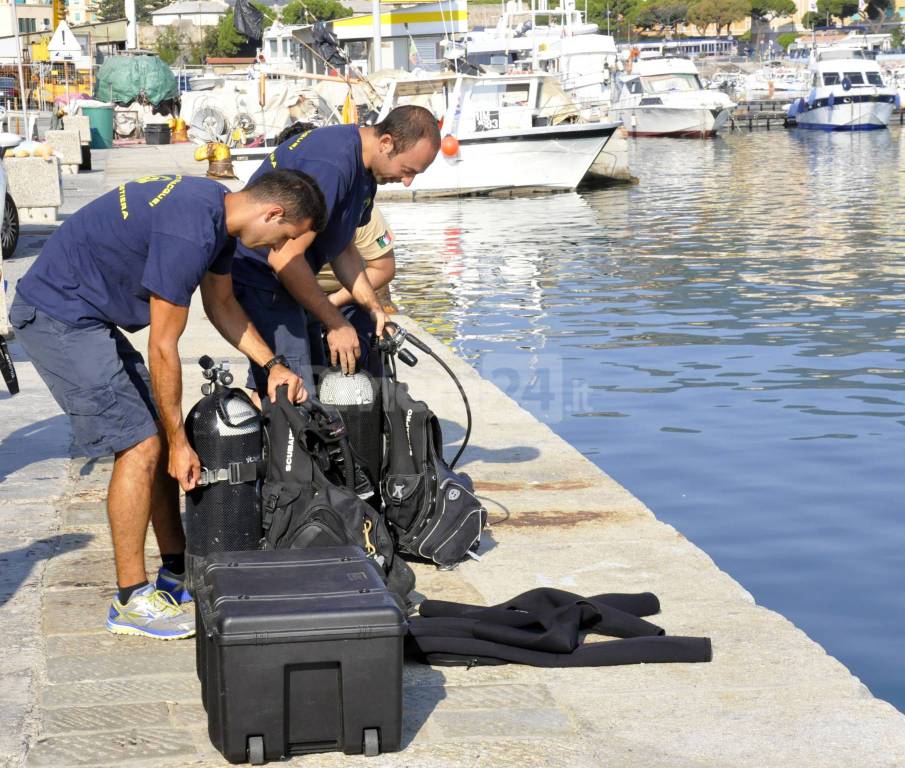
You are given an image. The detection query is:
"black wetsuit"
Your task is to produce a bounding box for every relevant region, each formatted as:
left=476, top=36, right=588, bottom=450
left=407, top=588, right=712, bottom=668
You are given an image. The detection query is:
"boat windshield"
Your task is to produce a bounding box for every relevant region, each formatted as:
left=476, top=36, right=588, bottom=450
left=643, top=73, right=702, bottom=93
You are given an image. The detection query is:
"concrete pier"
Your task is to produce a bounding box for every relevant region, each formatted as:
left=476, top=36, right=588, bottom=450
left=1, top=144, right=904, bottom=767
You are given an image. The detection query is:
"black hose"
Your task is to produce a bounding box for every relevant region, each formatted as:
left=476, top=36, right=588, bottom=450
left=403, top=332, right=472, bottom=469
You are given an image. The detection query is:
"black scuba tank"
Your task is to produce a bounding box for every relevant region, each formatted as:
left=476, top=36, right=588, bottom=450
left=184, top=356, right=262, bottom=591
left=317, top=366, right=382, bottom=509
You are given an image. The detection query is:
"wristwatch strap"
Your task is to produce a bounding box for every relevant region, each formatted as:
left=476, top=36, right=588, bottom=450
left=263, top=354, right=289, bottom=373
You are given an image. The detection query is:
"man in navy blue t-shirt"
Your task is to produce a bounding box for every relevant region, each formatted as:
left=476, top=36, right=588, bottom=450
left=232, top=105, right=440, bottom=389
left=10, top=170, right=326, bottom=640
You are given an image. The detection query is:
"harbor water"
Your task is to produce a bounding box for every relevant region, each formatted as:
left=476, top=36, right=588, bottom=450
left=383, top=126, right=905, bottom=712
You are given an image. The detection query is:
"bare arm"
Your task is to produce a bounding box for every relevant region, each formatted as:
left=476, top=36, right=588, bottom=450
left=328, top=253, right=396, bottom=309
left=329, top=243, right=387, bottom=339
left=200, top=272, right=306, bottom=403
left=267, top=235, right=365, bottom=374
left=267, top=233, right=348, bottom=328
left=147, top=295, right=198, bottom=491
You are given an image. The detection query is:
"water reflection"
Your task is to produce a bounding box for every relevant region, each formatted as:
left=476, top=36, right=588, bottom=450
left=381, top=126, right=905, bottom=711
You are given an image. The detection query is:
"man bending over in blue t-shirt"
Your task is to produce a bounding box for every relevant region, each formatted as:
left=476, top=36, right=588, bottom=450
left=9, top=170, right=326, bottom=640
left=232, top=105, right=440, bottom=391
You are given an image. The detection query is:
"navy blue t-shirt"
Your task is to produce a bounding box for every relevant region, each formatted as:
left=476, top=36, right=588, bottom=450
left=17, top=175, right=235, bottom=332
left=231, top=124, right=376, bottom=291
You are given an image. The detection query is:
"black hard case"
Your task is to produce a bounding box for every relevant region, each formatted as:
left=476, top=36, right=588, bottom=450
left=195, top=547, right=406, bottom=764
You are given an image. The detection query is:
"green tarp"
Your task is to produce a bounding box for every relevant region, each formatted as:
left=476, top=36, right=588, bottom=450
left=94, top=55, right=178, bottom=107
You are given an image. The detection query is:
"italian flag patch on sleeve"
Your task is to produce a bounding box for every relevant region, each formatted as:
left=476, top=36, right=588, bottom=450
left=377, top=231, right=393, bottom=248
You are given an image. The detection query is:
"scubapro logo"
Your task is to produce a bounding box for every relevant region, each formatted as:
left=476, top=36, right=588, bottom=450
left=284, top=432, right=294, bottom=472
left=448, top=488, right=461, bottom=501
left=391, top=482, right=406, bottom=500
left=405, top=409, right=413, bottom=456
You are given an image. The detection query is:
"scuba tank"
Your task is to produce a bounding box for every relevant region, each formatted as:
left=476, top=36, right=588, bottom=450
left=184, top=356, right=262, bottom=591
left=317, top=366, right=382, bottom=508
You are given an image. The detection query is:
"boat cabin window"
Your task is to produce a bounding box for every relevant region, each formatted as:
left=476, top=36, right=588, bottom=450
left=643, top=73, right=702, bottom=94
left=866, top=71, right=883, bottom=86
left=844, top=72, right=865, bottom=85
left=822, top=72, right=840, bottom=85
left=502, top=83, right=530, bottom=107
left=625, top=78, right=643, bottom=95
left=464, top=79, right=535, bottom=132
left=470, top=81, right=531, bottom=108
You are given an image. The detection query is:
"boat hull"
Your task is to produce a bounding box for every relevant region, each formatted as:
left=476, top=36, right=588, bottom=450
left=792, top=96, right=894, bottom=131
left=610, top=106, right=732, bottom=138
left=584, top=129, right=634, bottom=183
left=231, top=124, right=617, bottom=196
left=378, top=123, right=618, bottom=198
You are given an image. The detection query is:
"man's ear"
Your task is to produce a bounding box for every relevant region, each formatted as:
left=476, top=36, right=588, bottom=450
left=263, top=205, right=286, bottom=223
left=378, top=133, right=395, bottom=155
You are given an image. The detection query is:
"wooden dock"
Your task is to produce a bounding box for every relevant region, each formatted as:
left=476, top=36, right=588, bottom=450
left=731, top=99, right=793, bottom=131
left=731, top=98, right=905, bottom=131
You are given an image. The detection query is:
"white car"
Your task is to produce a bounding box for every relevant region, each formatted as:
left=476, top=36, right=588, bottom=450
left=0, top=155, right=20, bottom=258
left=0, top=159, right=18, bottom=394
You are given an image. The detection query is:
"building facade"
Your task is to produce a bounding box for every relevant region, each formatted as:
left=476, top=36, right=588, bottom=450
left=0, top=0, right=54, bottom=37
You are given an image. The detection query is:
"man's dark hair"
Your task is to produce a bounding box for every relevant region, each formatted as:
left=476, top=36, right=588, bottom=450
left=372, top=105, right=441, bottom=155
left=275, top=121, right=318, bottom=146
left=245, top=169, right=327, bottom=232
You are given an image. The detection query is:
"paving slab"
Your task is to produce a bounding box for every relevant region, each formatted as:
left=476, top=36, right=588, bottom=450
left=26, top=727, right=198, bottom=767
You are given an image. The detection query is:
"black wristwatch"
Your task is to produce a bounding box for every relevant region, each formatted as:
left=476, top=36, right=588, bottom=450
left=263, top=354, right=289, bottom=373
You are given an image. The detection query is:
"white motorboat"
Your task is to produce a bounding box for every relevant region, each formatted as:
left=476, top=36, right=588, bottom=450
left=786, top=48, right=898, bottom=131
left=609, top=56, right=735, bottom=138
left=743, top=63, right=809, bottom=95
left=445, top=0, right=598, bottom=72
left=536, top=33, right=618, bottom=119
left=231, top=72, right=619, bottom=197
left=375, top=73, right=619, bottom=197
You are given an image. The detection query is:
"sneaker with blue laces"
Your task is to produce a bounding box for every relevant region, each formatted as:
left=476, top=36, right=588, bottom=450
left=106, top=584, right=195, bottom=640
left=155, top=566, right=192, bottom=604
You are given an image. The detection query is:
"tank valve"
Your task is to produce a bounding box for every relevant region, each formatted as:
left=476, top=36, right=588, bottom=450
left=199, top=356, right=234, bottom=394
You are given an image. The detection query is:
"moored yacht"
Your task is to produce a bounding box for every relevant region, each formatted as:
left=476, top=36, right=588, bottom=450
left=230, top=72, right=620, bottom=196
left=609, top=56, right=735, bottom=138
left=786, top=48, right=898, bottom=131
left=374, top=72, right=620, bottom=197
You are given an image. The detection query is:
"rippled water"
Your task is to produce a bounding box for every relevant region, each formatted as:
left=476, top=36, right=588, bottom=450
left=382, top=126, right=905, bottom=711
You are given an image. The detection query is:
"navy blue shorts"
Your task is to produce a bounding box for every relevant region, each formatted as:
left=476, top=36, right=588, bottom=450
left=9, top=296, right=159, bottom=458
left=233, top=282, right=314, bottom=395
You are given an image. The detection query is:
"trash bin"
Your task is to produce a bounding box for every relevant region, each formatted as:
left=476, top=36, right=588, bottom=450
left=81, top=105, right=114, bottom=150
left=144, top=123, right=171, bottom=145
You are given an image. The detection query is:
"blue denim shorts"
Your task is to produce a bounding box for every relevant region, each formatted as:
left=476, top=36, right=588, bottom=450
left=233, top=282, right=314, bottom=394
left=9, top=296, right=159, bottom=458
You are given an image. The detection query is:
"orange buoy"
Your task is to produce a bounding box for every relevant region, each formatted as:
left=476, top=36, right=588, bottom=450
left=441, top=134, right=459, bottom=157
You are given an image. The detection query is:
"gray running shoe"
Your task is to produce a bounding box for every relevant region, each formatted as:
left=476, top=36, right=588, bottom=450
left=106, top=583, right=195, bottom=640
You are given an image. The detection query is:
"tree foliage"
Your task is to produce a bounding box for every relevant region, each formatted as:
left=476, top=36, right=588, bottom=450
left=584, top=0, right=639, bottom=36
left=891, top=24, right=905, bottom=49
left=815, top=0, right=858, bottom=22
left=776, top=31, right=799, bottom=49
left=97, top=0, right=168, bottom=22
left=193, top=3, right=276, bottom=61
left=191, top=12, right=245, bottom=59
left=749, top=0, right=795, bottom=21
left=282, top=0, right=352, bottom=24
left=687, top=0, right=751, bottom=34
left=861, top=0, right=893, bottom=21
left=800, top=10, right=820, bottom=26
left=632, top=0, right=690, bottom=33
left=154, top=26, right=186, bottom=64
